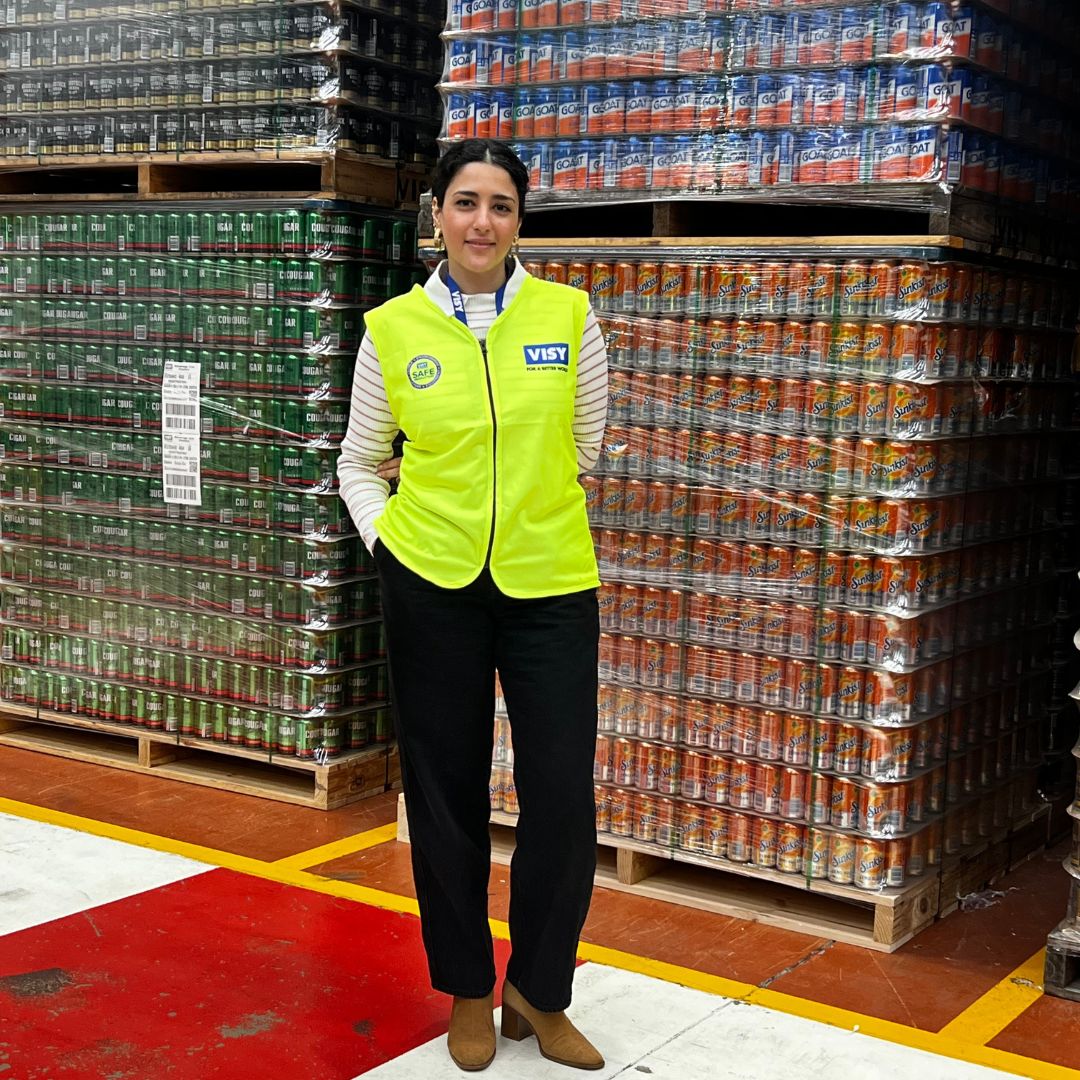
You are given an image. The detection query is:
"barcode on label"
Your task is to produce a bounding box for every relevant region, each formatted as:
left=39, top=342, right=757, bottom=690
left=165, top=401, right=197, bottom=430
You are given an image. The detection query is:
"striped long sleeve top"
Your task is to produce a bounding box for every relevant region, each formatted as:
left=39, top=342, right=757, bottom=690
left=338, top=258, right=609, bottom=552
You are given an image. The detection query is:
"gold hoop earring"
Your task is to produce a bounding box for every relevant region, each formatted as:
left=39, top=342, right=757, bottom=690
left=433, top=223, right=445, bottom=252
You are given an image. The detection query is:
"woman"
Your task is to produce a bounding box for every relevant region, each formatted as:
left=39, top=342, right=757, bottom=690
left=338, top=138, right=609, bottom=1072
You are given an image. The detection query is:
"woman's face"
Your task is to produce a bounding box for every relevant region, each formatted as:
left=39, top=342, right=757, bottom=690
left=433, top=161, right=521, bottom=283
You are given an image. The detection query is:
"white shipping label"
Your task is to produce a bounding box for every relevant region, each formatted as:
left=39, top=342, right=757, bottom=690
left=161, top=360, right=202, bottom=506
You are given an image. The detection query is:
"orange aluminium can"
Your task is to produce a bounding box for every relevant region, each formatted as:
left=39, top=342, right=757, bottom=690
left=862, top=322, right=892, bottom=376
left=589, top=261, right=617, bottom=308
left=834, top=724, right=862, bottom=774
left=777, top=821, right=804, bottom=872
left=613, top=736, right=637, bottom=787
left=567, top=261, right=590, bottom=292
left=636, top=261, right=661, bottom=313
left=728, top=812, right=752, bottom=862
left=809, top=772, right=832, bottom=825
left=855, top=838, right=887, bottom=889
left=608, top=787, right=634, bottom=836
left=729, top=757, right=755, bottom=809
left=751, top=817, right=779, bottom=868
left=681, top=749, right=708, bottom=800
left=806, top=828, right=830, bottom=878
left=595, top=787, right=612, bottom=832
left=828, top=833, right=857, bottom=884
left=635, top=740, right=660, bottom=791
left=704, top=755, right=730, bottom=805
left=832, top=778, right=861, bottom=830
left=779, top=768, right=807, bottom=819
left=632, top=793, right=658, bottom=843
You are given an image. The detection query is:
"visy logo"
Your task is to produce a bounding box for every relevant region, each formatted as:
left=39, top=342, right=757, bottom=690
left=523, top=342, right=570, bottom=367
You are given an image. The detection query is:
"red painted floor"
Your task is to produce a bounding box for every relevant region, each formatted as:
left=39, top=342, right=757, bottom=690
left=0, top=869, right=509, bottom=1080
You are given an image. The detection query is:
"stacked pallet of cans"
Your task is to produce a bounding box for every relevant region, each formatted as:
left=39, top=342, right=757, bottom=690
left=0, top=0, right=441, bottom=162
left=0, top=202, right=425, bottom=763
left=440, top=1, right=1078, bottom=213
left=486, top=244, right=1077, bottom=897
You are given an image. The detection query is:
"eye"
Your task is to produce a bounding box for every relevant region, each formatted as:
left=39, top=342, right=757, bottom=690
left=493, top=203, right=512, bottom=213
left=455, top=198, right=473, bottom=208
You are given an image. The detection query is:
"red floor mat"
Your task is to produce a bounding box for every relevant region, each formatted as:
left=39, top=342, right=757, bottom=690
left=0, top=868, right=510, bottom=1079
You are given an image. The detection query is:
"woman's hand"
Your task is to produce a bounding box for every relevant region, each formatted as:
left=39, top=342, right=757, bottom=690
left=376, top=456, right=402, bottom=481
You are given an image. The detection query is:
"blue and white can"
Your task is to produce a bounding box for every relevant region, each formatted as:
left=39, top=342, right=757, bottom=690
left=493, top=90, right=513, bottom=137
left=625, top=81, right=652, bottom=132
left=561, top=31, right=584, bottom=79
left=919, top=64, right=951, bottom=116
left=557, top=86, right=582, bottom=136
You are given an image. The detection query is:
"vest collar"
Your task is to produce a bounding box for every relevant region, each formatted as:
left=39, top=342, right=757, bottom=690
left=424, top=257, right=527, bottom=318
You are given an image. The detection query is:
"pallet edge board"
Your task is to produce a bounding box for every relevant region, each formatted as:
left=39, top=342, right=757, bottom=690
left=0, top=152, right=429, bottom=204
left=514, top=235, right=968, bottom=250
left=0, top=713, right=393, bottom=810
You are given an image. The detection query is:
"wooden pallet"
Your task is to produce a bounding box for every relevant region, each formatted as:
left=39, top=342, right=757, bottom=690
left=0, top=151, right=430, bottom=207
left=517, top=189, right=1077, bottom=263
left=0, top=709, right=395, bottom=811
left=395, top=795, right=938, bottom=953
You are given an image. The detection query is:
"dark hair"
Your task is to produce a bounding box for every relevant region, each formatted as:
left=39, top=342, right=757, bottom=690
left=432, top=139, right=529, bottom=221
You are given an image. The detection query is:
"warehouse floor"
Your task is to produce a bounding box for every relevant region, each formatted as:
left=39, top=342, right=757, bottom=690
left=1, top=745, right=1076, bottom=1080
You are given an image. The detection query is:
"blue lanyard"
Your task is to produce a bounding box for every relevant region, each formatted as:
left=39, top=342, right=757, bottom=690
left=445, top=269, right=506, bottom=328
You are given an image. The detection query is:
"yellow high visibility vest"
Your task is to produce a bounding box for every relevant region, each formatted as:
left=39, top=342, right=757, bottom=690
left=364, top=273, right=600, bottom=598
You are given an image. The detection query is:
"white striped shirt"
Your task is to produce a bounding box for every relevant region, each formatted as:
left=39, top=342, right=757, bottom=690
left=338, top=258, right=609, bottom=552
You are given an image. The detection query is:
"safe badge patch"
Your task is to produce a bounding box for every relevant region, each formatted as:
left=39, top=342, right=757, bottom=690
left=407, top=355, right=442, bottom=389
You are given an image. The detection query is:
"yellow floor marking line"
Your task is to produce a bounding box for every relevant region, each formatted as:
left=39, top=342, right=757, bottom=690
left=3, top=796, right=1076, bottom=1080
left=937, top=948, right=1046, bottom=1045
left=272, top=822, right=399, bottom=871
left=0, top=796, right=421, bottom=919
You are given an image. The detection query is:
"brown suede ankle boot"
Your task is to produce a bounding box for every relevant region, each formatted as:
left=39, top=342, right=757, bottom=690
left=447, top=992, right=496, bottom=1072
left=500, top=980, right=604, bottom=1071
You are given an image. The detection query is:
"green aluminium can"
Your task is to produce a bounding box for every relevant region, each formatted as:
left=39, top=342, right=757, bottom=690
left=197, top=700, right=214, bottom=740
left=391, top=219, right=416, bottom=262
left=236, top=211, right=270, bottom=255
left=373, top=706, right=393, bottom=743
left=180, top=696, right=196, bottom=736
left=359, top=217, right=389, bottom=259
left=275, top=715, right=296, bottom=755
left=294, top=719, right=322, bottom=760
left=243, top=709, right=264, bottom=749
left=163, top=695, right=180, bottom=734
left=320, top=718, right=343, bottom=758
left=214, top=702, right=229, bottom=742
left=348, top=715, right=369, bottom=750
left=275, top=210, right=304, bottom=254
left=182, top=213, right=201, bottom=254
left=145, top=691, right=165, bottom=730
left=266, top=351, right=301, bottom=393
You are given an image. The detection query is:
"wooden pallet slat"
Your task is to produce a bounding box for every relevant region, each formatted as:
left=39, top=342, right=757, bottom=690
left=0, top=151, right=430, bottom=205
left=0, top=712, right=395, bottom=811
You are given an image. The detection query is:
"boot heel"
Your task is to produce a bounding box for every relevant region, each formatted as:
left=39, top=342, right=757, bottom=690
left=500, top=1003, right=533, bottom=1042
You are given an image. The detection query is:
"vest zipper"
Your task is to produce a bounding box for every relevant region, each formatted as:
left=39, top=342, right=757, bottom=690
left=480, top=341, right=497, bottom=568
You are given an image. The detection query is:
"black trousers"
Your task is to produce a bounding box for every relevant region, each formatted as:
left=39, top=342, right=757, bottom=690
left=374, top=541, right=599, bottom=1011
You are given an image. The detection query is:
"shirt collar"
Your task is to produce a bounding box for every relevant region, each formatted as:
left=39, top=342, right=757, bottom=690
left=424, top=257, right=526, bottom=318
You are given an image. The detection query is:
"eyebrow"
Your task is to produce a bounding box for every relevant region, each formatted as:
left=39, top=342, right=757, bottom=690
left=451, top=189, right=517, bottom=204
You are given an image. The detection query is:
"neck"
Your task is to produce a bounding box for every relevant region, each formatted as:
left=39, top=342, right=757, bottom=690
left=445, top=257, right=510, bottom=295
